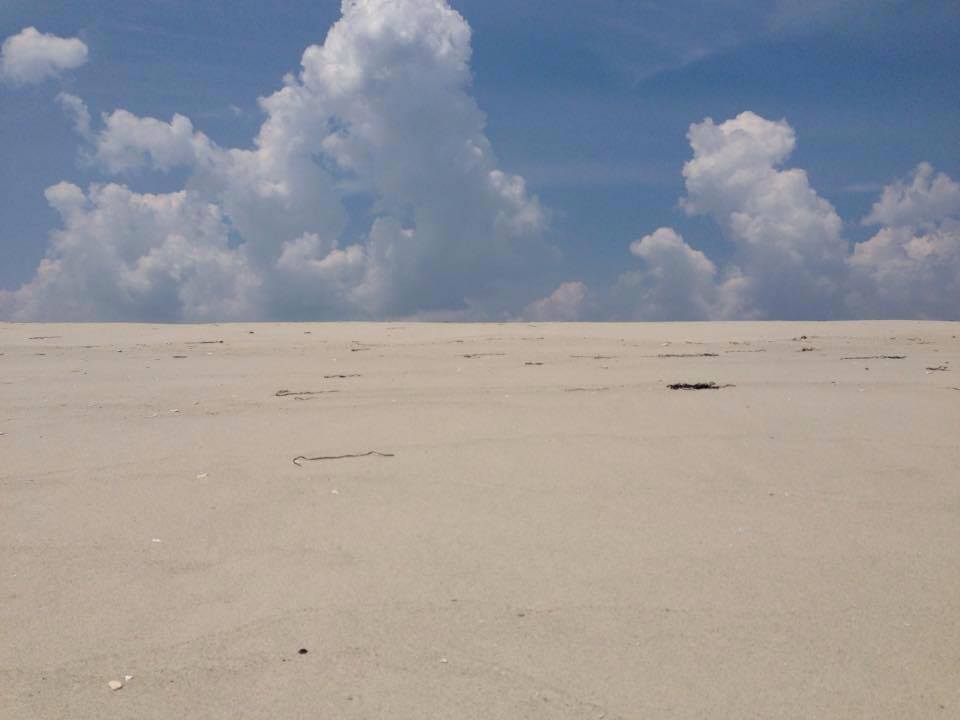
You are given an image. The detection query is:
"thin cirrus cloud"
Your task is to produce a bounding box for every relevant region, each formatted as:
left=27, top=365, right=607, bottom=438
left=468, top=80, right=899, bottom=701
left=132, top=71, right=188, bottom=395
left=0, top=27, right=88, bottom=86
left=1, top=0, right=958, bottom=322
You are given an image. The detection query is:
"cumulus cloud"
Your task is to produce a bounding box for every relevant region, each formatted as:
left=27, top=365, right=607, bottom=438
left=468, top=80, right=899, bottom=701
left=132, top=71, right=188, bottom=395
left=11, top=182, right=256, bottom=321
left=608, top=113, right=958, bottom=321
left=861, top=162, right=960, bottom=229
left=6, top=8, right=957, bottom=323
left=609, top=112, right=849, bottom=320
left=611, top=227, right=718, bottom=320
left=1, top=27, right=87, bottom=85
left=679, top=111, right=848, bottom=319
left=522, top=281, right=588, bottom=321
left=6, top=0, right=548, bottom=321
left=93, top=110, right=214, bottom=174
left=55, top=92, right=92, bottom=140
left=847, top=164, right=960, bottom=319
left=5, top=182, right=256, bottom=321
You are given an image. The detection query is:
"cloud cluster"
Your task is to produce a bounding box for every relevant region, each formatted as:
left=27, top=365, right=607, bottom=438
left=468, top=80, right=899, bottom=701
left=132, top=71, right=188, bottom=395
left=0, top=27, right=87, bottom=86
left=847, top=164, right=960, bottom=319
left=532, top=112, right=958, bottom=321
left=4, top=6, right=958, bottom=322
left=5, top=0, right=547, bottom=321
left=11, top=183, right=256, bottom=322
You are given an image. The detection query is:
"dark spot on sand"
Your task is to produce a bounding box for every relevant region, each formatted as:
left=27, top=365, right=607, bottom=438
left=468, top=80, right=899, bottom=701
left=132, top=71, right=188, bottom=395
left=667, top=382, right=733, bottom=390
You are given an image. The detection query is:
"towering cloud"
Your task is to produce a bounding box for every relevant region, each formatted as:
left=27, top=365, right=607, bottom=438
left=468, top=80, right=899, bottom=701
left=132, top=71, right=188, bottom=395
left=602, top=113, right=960, bottom=321
left=847, top=164, right=960, bottom=319
left=0, top=27, right=88, bottom=85
left=608, top=112, right=847, bottom=320
left=3, top=9, right=957, bottom=322
left=611, top=227, right=719, bottom=320
left=679, top=111, right=848, bottom=319
left=5, top=0, right=547, bottom=321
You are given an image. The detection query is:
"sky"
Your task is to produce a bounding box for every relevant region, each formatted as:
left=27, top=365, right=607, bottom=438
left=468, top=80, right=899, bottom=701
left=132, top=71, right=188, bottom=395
left=1, top=0, right=958, bottom=321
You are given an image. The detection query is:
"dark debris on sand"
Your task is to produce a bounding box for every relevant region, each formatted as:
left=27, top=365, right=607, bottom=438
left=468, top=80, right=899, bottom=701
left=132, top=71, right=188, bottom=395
left=667, top=382, right=733, bottom=390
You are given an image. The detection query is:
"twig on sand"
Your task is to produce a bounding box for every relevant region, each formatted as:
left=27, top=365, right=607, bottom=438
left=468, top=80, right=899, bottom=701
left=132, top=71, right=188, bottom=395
left=564, top=386, right=609, bottom=392
left=667, top=382, right=734, bottom=390
left=324, top=374, right=362, bottom=379
left=463, top=353, right=506, bottom=359
left=293, top=451, right=395, bottom=466
left=841, top=355, right=906, bottom=360
left=275, top=389, right=339, bottom=397
left=926, top=366, right=950, bottom=371
left=185, top=340, right=224, bottom=345
left=657, top=353, right=719, bottom=358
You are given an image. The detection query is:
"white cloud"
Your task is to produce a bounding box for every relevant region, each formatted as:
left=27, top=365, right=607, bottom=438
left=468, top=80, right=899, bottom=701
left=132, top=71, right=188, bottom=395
left=7, top=0, right=548, bottom=321
left=94, top=110, right=214, bottom=174
left=522, top=281, right=588, bottom=321
left=680, top=111, right=848, bottom=319
left=612, top=227, right=718, bottom=320
left=7, top=9, right=957, bottom=323
left=862, top=162, right=960, bottom=229
left=9, top=183, right=256, bottom=322
left=1, top=27, right=87, bottom=86
left=610, top=112, right=848, bottom=320
left=847, top=164, right=960, bottom=319
left=606, top=114, right=959, bottom=321
left=55, top=92, right=92, bottom=140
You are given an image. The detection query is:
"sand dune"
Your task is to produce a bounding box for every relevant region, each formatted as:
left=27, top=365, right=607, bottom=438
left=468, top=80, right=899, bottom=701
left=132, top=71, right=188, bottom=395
left=2, top=321, right=958, bottom=718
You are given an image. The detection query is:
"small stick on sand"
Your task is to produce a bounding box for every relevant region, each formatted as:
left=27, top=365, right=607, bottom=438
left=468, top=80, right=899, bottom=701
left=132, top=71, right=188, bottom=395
left=275, top=389, right=339, bottom=397
left=667, top=382, right=734, bottom=390
left=657, top=353, right=720, bottom=358
left=293, top=451, right=395, bottom=466
left=841, top=355, right=906, bottom=360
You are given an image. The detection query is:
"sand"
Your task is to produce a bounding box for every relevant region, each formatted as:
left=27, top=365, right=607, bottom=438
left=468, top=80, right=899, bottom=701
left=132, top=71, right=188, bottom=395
left=1, top=321, right=958, bottom=719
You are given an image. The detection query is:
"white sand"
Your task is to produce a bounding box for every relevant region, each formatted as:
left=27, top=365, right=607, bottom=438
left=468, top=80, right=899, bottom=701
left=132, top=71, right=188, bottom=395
left=2, top=321, right=958, bottom=718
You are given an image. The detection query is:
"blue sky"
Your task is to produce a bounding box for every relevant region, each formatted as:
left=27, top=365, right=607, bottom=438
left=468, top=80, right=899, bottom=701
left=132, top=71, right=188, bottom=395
left=1, top=0, right=958, bottom=320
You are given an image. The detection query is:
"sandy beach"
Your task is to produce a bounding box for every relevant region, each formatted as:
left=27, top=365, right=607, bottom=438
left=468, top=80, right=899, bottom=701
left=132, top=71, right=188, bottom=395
left=1, top=321, right=958, bottom=719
